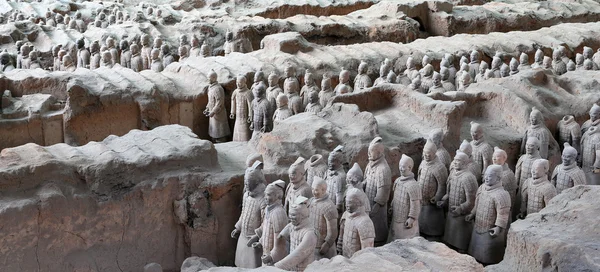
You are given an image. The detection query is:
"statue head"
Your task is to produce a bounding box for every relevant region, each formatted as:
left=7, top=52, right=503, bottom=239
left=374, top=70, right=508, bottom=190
left=479, top=61, right=488, bottom=75
left=346, top=163, right=363, bottom=187
left=520, top=53, right=529, bottom=65
left=530, top=107, right=543, bottom=126
left=491, top=56, right=501, bottom=69
left=254, top=69, right=265, bottom=83
left=140, top=34, right=150, bottom=46
left=200, top=41, right=210, bottom=57
left=567, top=60, right=576, bottom=71
left=179, top=34, right=188, bottom=46
left=311, top=177, right=327, bottom=199
left=178, top=45, right=188, bottom=58
left=236, top=75, right=247, bottom=89
left=0, top=51, right=10, bottom=65
left=452, top=151, right=469, bottom=171
left=583, top=59, right=594, bottom=70
left=440, top=57, right=449, bottom=68
left=288, top=157, right=306, bottom=184
left=470, top=122, right=484, bottom=141
left=368, top=137, right=385, bottom=161
left=225, top=30, right=233, bottom=42
left=399, top=154, right=414, bottom=177
left=552, top=49, right=561, bottom=61
left=445, top=53, right=455, bottom=65
left=531, top=159, right=549, bottom=179
left=244, top=161, right=265, bottom=193
left=208, top=69, right=217, bottom=83
left=589, top=103, right=600, bottom=121
left=534, top=49, right=544, bottom=63
left=268, top=71, right=279, bottom=87
left=120, top=40, right=129, bottom=51
left=429, top=128, right=444, bottom=147
left=358, top=61, right=368, bottom=74
left=346, top=188, right=366, bottom=214
left=484, top=164, right=503, bottom=187
left=470, top=50, right=480, bottom=63
left=308, top=90, right=318, bottom=104
left=459, top=71, right=471, bottom=87
left=440, top=67, right=449, bottom=80
left=423, top=139, right=437, bottom=162
left=304, top=69, right=314, bottom=86
left=422, top=55, right=431, bottom=67
left=130, top=43, right=139, bottom=55
left=328, top=145, right=344, bottom=170
left=432, top=72, right=441, bottom=86
left=543, top=56, right=552, bottom=69
left=106, top=37, right=115, bottom=48
left=525, top=137, right=541, bottom=155
left=492, top=147, right=507, bottom=165
left=75, top=11, right=82, bottom=20
left=339, top=68, right=350, bottom=84
left=147, top=6, right=154, bottom=16
left=510, top=58, right=519, bottom=72
left=459, top=139, right=472, bottom=157
left=386, top=70, right=396, bottom=83
left=562, top=143, right=577, bottom=167
left=276, top=93, right=288, bottom=108
left=406, top=57, right=415, bottom=69
left=283, top=79, right=297, bottom=95
left=253, top=82, right=266, bottom=99
left=410, top=74, right=421, bottom=90
left=321, top=74, right=331, bottom=90
left=379, top=64, right=387, bottom=78
left=29, top=50, right=38, bottom=61
left=76, top=38, right=85, bottom=50
left=576, top=53, right=584, bottom=65
left=151, top=48, right=160, bottom=60
left=460, top=55, right=469, bottom=66
left=153, top=37, right=162, bottom=49
left=265, top=180, right=285, bottom=205
left=423, top=64, right=433, bottom=77
left=583, top=46, right=593, bottom=59
left=101, top=51, right=112, bottom=64
left=63, top=55, right=74, bottom=67
left=284, top=65, right=295, bottom=78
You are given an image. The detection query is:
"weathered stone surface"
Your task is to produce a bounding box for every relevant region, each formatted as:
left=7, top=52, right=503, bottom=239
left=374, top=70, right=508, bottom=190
left=487, top=186, right=600, bottom=272
left=0, top=125, right=243, bottom=271
left=181, top=256, right=217, bottom=272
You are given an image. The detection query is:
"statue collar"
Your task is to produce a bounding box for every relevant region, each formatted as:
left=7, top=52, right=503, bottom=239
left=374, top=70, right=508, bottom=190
left=484, top=182, right=502, bottom=191
left=399, top=173, right=415, bottom=181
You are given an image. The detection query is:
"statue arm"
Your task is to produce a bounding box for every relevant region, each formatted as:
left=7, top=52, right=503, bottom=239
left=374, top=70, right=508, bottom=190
left=572, top=128, right=582, bottom=153
left=230, top=91, right=237, bottom=116
left=483, top=145, right=494, bottom=174
left=544, top=186, right=557, bottom=207
left=336, top=176, right=346, bottom=207
left=520, top=181, right=529, bottom=214
left=459, top=178, right=478, bottom=214
left=435, top=171, right=448, bottom=202
left=494, top=193, right=511, bottom=229
left=550, top=166, right=558, bottom=187
left=408, top=185, right=422, bottom=219
left=374, top=171, right=392, bottom=205
left=211, top=88, right=225, bottom=114
left=358, top=223, right=375, bottom=250
left=324, top=211, right=339, bottom=248
left=337, top=216, right=345, bottom=254
left=275, top=232, right=317, bottom=271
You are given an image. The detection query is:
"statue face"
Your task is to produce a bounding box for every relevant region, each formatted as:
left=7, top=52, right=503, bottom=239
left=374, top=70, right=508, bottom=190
left=312, top=182, right=326, bottom=199
left=590, top=111, right=599, bottom=121
left=285, top=67, right=293, bottom=77
left=346, top=194, right=361, bottom=213
left=268, top=77, right=277, bottom=87
left=562, top=152, right=576, bottom=166
left=452, top=156, right=467, bottom=171
left=530, top=114, right=540, bottom=126
left=484, top=168, right=500, bottom=186
left=244, top=173, right=259, bottom=192
left=368, top=144, right=383, bottom=161
left=470, top=51, right=478, bottom=62
left=422, top=149, right=435, bottom=162
left=289, top=207, right=306, bottom=226
left=471, top=127, right=483, bottom=141
left=288, top=166, right=304, bottom=184
left=304, top=74, right=313, bottom=85
left=328, top=152, right=340, bottom=170
left=236, top=78, right=246, bottom=89
left=492, top=152, right=506, bottom=165
left=346, top=175, right=361, bottom=187
left=321, top=79, right=330, bottom=90
left=340, top=71, right=349, bottom=83
left=531, top=162, right=545, bottom=179
left=264, top=187, right=279, bottom=205
left=525, top=141, right=538, bottom=155
left=399, top=160, right=412, bottom=177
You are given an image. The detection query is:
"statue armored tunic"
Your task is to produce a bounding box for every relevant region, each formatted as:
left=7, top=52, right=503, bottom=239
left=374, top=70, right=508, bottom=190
left=252, top=95, right=272, bottom=136
left=471, top=140, right=493, bottom=182
left=521, top=177, right=557, bottom=215
left=500, top=164, right=518, bottom=213
left=581, top=127, right=600, bottom=173
left=557, top=116, right=581, bottom=152
left=389, top=174, right=422, bottom=240
left=258, top=203, right=288, bottom=263
left=443, top=170, right=478, bottom=251
left=276, top=225, right=317, bottom=271
left=309, top=196, right=338, bottom=259
left=231, top=87, right=253, bottom=141
left=325, top=168, right=346, bottom=211
left=522, top=124, right=558, bottom=159
left=417, top=157, right=448, bottom=237
left=285, top=182, right=313, bottom=214
left=234, top=190, right=265, bottom=268
left=551, top=163, right=586, bottom=194
left=437, top=146, right=452, bottom=170
left=207, top=82, right=231, bottom=139
left=514, top=153, right=541, bottom=218
left=364, top=156, right=392, bottom=245
left=338, top=212, right=375, bottom=258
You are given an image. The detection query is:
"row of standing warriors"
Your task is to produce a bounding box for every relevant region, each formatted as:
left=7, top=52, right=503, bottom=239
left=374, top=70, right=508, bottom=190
left=232, top=103, right=600, bottom=271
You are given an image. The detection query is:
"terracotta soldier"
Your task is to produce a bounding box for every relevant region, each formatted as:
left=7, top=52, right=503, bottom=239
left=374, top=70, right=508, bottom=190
left=305, top=154, right=327, bottom=187
left=445, top=54, right=458, bottom=83
left=74, top=11, right=86, bottom=33
left=583, top=46, right=599, bottom=70
left=120, top=40, right=131, bottom=68
left=57, top=50, right=67, bottom=71
left=285, top=79, right=303, bottom=115
left=130, top=44, right=144, bottom=72
left=581, top=103, right=600, bottom=135
left=492, top=147, right=517, bottom=213
left=189, top=36, right=201, bottom=57
left=521, top=107, right=559, bottom=159
left=404, top=57, right=419, bottom=81
left=419, top=55, right=431, bottom=76
left=100, top=51, right=113, bottom=68
left=18, top=44, right=31, bottom=69
left=284, top=65, right=300, bottom=96
left=518, top=53, right=530, bottom=70
left=500, top=63, right=510, bottom=77
left=389, top=155, right=421, bottom=241
left=285, top=157, right=313, bottom=214
left=252, top=69, right=267, bottom=91
left=273, top=93, right=292, bottom=123
left=0, top=51, right=14, bottom=72
left=28, top=51, right=41, bottom=70
left=364, top=137, right=392, bottom=245
left=325, top=145, right=346, bottom=213
left=204, top=69, right=231, bottom=142
left=428, top=72, right=445, bottom=94
left=385, top=70, right=396, bottom=84
left=457, top=70, right=471, bottom=92
left=52, top=44, right=62, bottom=71
left=470, top=122, right=493, bottom=182
left=300, top=70, right=319, bottom=109
left=509, top=58, right=519, bottom=75
left=319, top=74, right=335, bottom=108
left=557, top=115, right=581, bottom=153
left=409, top=74, right=424, bottom=93
left=76, top=38, right=90, bottom=69
left=531, top=49, right=544, bottom=69
left=230, top=75, right=253, bottom=142
left=474, top=61, right=488, bottom=83
left=439, top=151, right=478, bottom=252
left=266, top=72, right=283, bottom=115
left=566, top=60, right=576, bottom=72
left=304, top=91, right=322, bottom=114
left=250, top=83, right=271, bottom=137
left=542, top=56, right=553, bottom=70
left=308, top=178, right=338, bottom=259
left=162, top=45, right=174, bottom=68
left=429, top=128, right=452, bottom=169
left=581, top=126, right=600, bottom=173
left=106, top=37, right=119, bottom=65
left=337, top=188, right=375, bottom=257
left=466, top=165, right=511, bottom=265
left=440, top=67, right=456, bottom=92
left=62, top=55, right=76, bottom=72
left=334, top=68, right=353, bottom=95
left=274, top=196, right=317, bottom=271
left=354, top=61, right=372, bottom=92
left=451, top=140, right=481, bottom=181
left=518, top=159, right=557, bottom=218
left=487, top=57, right=501, bottom=78
left=454, top=62, right=468, bottom=88
left=178, top=46, right=188, bottom=62
left=373, top=64, right=387, bottom=86
left=90, top=41, right=101, bottom=70
left=551, top=143, right=586, bottom=194
left=140, top=34, right=152, bottom=70
left=552, top=49, right=567, bottom=75
left=179, top=35, right=191, bottom=56
left=148, top=48, right=163, bottom=72
left=251, top=180, right=288, bottom=265
left=420, top=64, right=434, bottom=92
left=200, top=40, right=211, bottom=58
left=514, top=137, right=542, bottom=218
left=232, top=161, right=266, bottom=268
left=344, top=163, right=370, bottom=213
left=418, top=140, right=449, bottom=239
left=575, top=54, right=585, bottom=70
left=469, top=50, right=480, bottom=80
left=224, top=30, right=234, bottom=56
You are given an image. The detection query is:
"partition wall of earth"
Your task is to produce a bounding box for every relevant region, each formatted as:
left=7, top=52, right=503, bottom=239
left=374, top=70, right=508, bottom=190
left=0, top=0, right=599, bottom=271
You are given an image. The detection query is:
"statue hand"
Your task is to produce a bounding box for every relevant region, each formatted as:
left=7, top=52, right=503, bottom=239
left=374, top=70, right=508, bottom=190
left=247, top=116, right=252, bottom=123
left=450, top=206, right=462, bottom=216
left=405, top=217, right=415, bottom=229
left=336, top=203, right=343, bottom=213
left=465, top=214, right=475, bottom=222
left=261, top=254, right=273, bottom=265
left=436, top=201, right=445, bottom=208
left=370, top=203, right=380, bottom=216
left=209, top=111, right=215, bottom=117
left=251, top=242, right=262, bottom=249
left=517, top=212, right=526, bottom=220
left=260, top=126, right=266, bottom=133
left=249, top=122, right=254, bottom=130
left=230, top=113, right=234, bottom=119
left=429, top=197, right=437, bottom=205
left=231, top=228, right=240, bottom=239
left=489, top=226, right=501, bottom=238
left=319, top=241, right=331, bottom=255
left=247, top=235, right=259, bottom=247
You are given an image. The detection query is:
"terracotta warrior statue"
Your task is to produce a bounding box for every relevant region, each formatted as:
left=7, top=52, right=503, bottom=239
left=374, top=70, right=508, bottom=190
left=581, top=126, right=600, bottom=174
left=273, top=93, right=292, bottom=123
left=518, top=159, right=557, bottom=218
left=373, top=64, right=387, bottom=86
left=337, top=188, right=375, bottom=258
left=428, top=72, right=445, bottom=94
left=345, top=163, right=370, bottom=213
left=439, top=151, right=478, bottom=252
left=542, top=56, right=552, bottom=70
left=457, top=69, right=472, bottom=92
left=469, top=50, right=480, bottom=80
left=230, top=75, right=253, bottom=142
left=285, top=157, right=313, bottom=214
left=418, top=140, right=448, bottom=239
left=266, top=72, right=283, bottom=115
left=531, top=49, right=544, bottom=69
left=552, top=49, right=567, bottom=75
left=389, top=154, right=421, bottom=241
left=509, top=58, right=519, bottom=75
left=450, top=140, right=481, bottom=181
left=514, top=136, right=542, bottom=219
left=251, top=83, right=271, bottom=138
left=474, top=61, right=488, bottom=83
left=300, top=70, right=319, bottom=109
left=308, top=177, right=338, bottom=259
left=285, top=79, right=303, bottom=115
left=518, top=53, right=530, bottom=71
left=150, top=48, right=163, bottom=72
left=440, top=67, right=456, bottom=92
left=305, top=154, right=327, bottom=187
left=140, top=34, right=152, bottom=70
left=1, top=51, right=15, bottom=72
left=404, top=56, right=419, bottom=81
left=326, top=145, right=346, bottom=213
left=274, top=196, right=317, bottom=271
left=232, top=161, right=266, bottom=268
left=106, top=37, right=119, bottom=65
left=252, top=69, right=267, bottom=90
left=551, top=143, right=586, bottom=194
left=567, top=60, right=576, bottom=72
left=250, top=180, right=288, bottom=265
left=445, top=54, right=458, bottom=83
left=581, top=103, right=600, bottom=135
left=100, top=51, right=113, bottom=68
left=204, top=69, right=231, bottom=142
left=364, top=137, right=392, bottom=245
left=354, top=61, right=372, bottom=92
left=189, top=36, right=201, bottom=57
left=130, top=44, right=143, bottom=72
left=334, top=68, right=353, bottom=95
left=304, top=91, right=322, bottom=114
left=557, top=115, right=581, bottom=153
left=76, top=38, right=90, bottom=69
left=90, top=41, right=101, bottom=70
left=419, top=55, right=431, bottom=76
left=492, top=147, right=517, bottom=214
left=319, top=74, right=335, bottom=108
left=17, top=43, right=30, bottom=69
left=470, top=122, right=493, bottom=182
left=162, top=45, right=174, bottom=68
left=466, top=165, right=511, bottom=265
left=521, top=107, right=559, bottom=159
left=429, top=129, right=451, bottom=169
left=583, top=46, right=599, bottom=70
left=28, top=51, right=41, bottom=70
left=420, top=64, right=434, bottom=92
left=284, top=65, right=300, bottom=97
left=120, top=40, right=131, bottom=69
